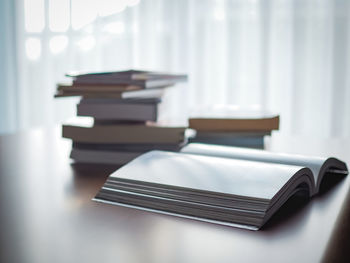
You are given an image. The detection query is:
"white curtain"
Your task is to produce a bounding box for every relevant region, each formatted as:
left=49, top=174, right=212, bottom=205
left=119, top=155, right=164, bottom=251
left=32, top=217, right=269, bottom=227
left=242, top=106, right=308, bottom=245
left=1, top=0, right=350, bottom=137
left=0, top=0, right=18, bottom=133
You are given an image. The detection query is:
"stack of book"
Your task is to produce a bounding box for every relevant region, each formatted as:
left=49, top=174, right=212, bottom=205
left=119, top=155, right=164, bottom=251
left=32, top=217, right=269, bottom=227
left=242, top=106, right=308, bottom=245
left=188, top=107, right=280, bottom=149
left=55, top=70, right=188, bottom=165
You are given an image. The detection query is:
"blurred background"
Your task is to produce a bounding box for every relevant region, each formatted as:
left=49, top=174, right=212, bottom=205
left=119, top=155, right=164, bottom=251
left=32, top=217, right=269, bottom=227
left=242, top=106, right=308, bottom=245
left=0, top=0, right=349, bottom=137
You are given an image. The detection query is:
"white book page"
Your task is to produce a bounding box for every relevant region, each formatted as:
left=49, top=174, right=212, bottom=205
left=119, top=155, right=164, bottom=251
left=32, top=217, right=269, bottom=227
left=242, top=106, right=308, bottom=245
left=181, top=143, right=327, bottom=185
left=110, top=151, right=305, bottom=200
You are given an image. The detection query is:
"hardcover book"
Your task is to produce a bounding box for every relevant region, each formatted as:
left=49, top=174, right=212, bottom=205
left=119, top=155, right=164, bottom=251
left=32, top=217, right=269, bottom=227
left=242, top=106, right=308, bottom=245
left=77, top=98, right=160, bottom=122
left=55, top=69, right=187, bottom=98
left=62, top=120, right=186, bottom=144
left=189, top=131, right=270, bottom=149
left=189, top=106, right=279, bottom=132
left=189, top=115, right=279, bottom=132
left=71, top=142, right=186, bottom=165
left=66, top=69, right=188, bottom=89
left=54, top=86, right=166, bottom=99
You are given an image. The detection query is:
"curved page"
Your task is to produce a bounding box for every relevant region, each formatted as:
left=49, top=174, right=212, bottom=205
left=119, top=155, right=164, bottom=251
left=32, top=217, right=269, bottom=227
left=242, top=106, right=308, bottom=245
left=181, top=143, right=328, bottom=192
left=108, top=151, right=307, bottom=201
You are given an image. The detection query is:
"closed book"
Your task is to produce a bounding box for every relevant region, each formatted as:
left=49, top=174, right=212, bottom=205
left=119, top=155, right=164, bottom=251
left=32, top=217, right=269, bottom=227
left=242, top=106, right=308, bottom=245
left=189, top=116, right=279, bottom=132
left=54, top=86, right=166, bottom=99
left=57, top=83, right=142, bottom=93
left=66, top=69, right=188, bottom=89
left=62, top=121, right=186, bottom=144
left=189, top=131, right=270, bottom=149
left=189, top=136, right=265, bottom=149
left=72, top=142, right=185, bottom=152
left=76, top=99, right=159, bottom=121
left=70, top=148, right=141, bottom=165
left=189, top=106, right=279, bottom=132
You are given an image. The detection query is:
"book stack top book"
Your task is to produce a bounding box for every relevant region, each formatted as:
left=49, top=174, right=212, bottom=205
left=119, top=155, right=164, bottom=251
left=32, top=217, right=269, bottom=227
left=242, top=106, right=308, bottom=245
left=189, top=106, right=279, bottom=132
left=188, top=106, right=280, bottom=149
left=55, top=70, right=187, bottom=98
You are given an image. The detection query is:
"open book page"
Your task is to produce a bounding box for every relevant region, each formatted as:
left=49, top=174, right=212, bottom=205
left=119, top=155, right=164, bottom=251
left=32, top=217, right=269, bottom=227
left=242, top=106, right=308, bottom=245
left=181, top=143, right=332, bottom=193
left=109, top=151, right=310, bottom=201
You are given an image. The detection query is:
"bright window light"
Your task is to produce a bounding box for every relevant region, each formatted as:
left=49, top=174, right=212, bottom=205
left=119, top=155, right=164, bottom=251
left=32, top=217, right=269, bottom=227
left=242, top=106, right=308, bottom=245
left=25, top=38, right=42, bottom=60
left=71, top=0, right=98, bottom=30
left=76, top=36, right=96, bottom=51
left=102, top=22, right=125, bottom=34
left=24, top=0, right=45, bottom=32
left=132, top=23, right=139, bottom=34
left=84, top=25, right=94, bottom=34
left=214, top=8, right=225, bottom=21
left=127, top=0, right=140, bottom=7
left=49, top=0, right=70, bottom=32
left=98, top=0, right=127, bottom=17
left=49, top=36, right=69, bottom=54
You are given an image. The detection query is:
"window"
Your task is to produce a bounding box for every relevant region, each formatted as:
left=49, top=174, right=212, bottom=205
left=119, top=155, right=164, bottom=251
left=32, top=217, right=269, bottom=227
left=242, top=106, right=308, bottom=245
left=3, top=0, right=350, bottom=136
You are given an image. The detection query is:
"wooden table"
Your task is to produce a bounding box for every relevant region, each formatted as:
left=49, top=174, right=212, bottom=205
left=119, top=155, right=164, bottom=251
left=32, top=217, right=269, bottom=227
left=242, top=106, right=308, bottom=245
left=0, top=128, right=349, bottom=263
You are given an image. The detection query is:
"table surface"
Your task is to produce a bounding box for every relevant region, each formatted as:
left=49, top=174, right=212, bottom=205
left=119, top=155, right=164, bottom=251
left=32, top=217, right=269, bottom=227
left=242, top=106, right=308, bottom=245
left=0, top=128, right=349, bottom=263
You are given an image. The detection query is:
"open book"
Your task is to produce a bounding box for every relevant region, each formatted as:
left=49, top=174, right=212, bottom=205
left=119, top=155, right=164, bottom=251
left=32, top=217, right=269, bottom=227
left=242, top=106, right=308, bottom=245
left=93, top=143, right=348, bottom=230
